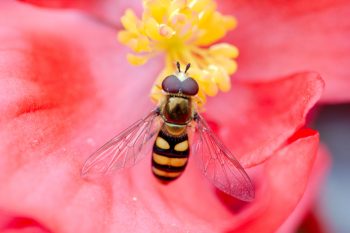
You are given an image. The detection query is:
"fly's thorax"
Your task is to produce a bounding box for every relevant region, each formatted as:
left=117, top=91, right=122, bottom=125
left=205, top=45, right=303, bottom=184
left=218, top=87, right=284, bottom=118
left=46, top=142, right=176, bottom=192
left=161, top=95, right=193, bottom=125
left=164, top=123, right=187, bottom=136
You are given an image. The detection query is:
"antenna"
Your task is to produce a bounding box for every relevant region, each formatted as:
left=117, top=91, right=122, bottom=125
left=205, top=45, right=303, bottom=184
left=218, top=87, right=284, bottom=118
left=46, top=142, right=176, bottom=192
left=185, top=63, right=191, bottom=73
left=176, top=61, right=181, bottom=72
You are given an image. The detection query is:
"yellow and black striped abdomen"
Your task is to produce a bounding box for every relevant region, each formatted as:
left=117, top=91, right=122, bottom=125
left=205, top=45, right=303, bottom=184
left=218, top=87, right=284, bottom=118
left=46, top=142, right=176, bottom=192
left=152, top=127, right=189, bottom=182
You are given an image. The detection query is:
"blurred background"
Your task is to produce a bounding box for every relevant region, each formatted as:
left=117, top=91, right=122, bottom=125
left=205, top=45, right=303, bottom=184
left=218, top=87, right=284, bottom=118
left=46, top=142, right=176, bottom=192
left=314, top=104, right=350, bottom=233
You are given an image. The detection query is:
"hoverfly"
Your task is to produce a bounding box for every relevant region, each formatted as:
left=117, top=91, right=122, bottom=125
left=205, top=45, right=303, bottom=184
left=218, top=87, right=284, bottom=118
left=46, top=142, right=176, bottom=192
left=82, top=62, right=254, bottom=201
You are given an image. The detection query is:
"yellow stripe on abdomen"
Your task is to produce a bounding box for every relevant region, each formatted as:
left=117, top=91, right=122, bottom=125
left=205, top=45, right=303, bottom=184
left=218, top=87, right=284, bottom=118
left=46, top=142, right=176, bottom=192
left=155, top=137, right=170, bottom=150
left=174, top=140, right=189, bottom=152
left=152, top=167, right=182, bottom=178
left=152, top=127, right=189, bottom=182
left=153, top=153, right=188, bottom=167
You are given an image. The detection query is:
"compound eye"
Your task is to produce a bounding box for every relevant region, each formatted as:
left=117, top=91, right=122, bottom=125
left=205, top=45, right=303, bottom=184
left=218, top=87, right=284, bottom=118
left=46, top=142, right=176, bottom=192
left=162, top=75, right=181, bottom=93
left=182, top=77, right=199, bottom=95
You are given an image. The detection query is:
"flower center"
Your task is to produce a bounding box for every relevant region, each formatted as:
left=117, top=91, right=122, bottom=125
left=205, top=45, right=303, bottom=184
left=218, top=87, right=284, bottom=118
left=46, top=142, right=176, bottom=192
left=118, top=0, right=238, bottom=107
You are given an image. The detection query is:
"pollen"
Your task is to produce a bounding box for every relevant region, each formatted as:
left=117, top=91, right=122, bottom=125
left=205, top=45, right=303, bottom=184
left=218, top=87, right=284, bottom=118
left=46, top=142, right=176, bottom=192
left=118, top=0, right=238, bottom=107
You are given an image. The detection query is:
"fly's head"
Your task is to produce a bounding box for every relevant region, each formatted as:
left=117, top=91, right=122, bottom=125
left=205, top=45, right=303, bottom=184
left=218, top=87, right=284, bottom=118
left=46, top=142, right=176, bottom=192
left=161, top=62, right=199, bottom=97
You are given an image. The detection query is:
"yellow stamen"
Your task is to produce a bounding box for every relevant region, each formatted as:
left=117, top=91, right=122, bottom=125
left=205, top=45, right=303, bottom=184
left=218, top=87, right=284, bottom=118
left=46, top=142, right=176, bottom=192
left=118, top=0, right=238, bottom=108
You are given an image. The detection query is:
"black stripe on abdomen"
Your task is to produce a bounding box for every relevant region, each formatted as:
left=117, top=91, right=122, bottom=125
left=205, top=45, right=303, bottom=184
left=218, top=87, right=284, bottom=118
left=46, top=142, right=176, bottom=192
left=152, top=129, right=189, bottom=182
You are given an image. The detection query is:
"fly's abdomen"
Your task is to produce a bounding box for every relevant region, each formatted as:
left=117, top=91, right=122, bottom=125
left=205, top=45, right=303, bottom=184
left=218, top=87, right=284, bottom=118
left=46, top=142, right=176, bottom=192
left=152, top=126, right=189, bottom=182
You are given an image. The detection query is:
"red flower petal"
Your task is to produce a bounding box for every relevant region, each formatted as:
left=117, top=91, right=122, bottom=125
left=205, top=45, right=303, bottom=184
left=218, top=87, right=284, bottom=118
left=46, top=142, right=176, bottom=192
left=278, top=145, right=330, bottom=232
left=0, top=212, right=51, bottom=233
left=219, top=0, right=350, bottom=103
left=17, top=0, right=141, bottom=25
left=205, top=72, right=324, bottom=167
left=296, top=210, right=329, bottom=233
left=224, top=129, right=323, bottom=232
left=20, top=0, right=350, bottom=103
left=0, top=2, right=326, bottom=232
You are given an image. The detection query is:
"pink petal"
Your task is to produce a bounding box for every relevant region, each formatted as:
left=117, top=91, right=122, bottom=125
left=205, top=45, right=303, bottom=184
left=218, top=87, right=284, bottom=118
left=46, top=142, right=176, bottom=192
left=226, top=129, right=323, bottom=232
left=17, top=0, right=142, bottom=25
left=19, top=0, right=350, bottom=103
left=219, top=0, right=350, bottom=103
left=0, top=212, right=51, bottom=233
left=295, top=210, right=329, bottom=233
left=277, top=144, right=331, bottom=232
left=205, top=72, right=324, bottom=167
left=0, top=2, right=326, bottom=232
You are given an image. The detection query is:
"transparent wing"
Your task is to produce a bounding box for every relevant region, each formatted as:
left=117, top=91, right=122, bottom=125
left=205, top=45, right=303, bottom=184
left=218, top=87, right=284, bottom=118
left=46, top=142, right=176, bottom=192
left=193, top=113, right=255, bottom=201
left=81, top=108, right=161, bottom=176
